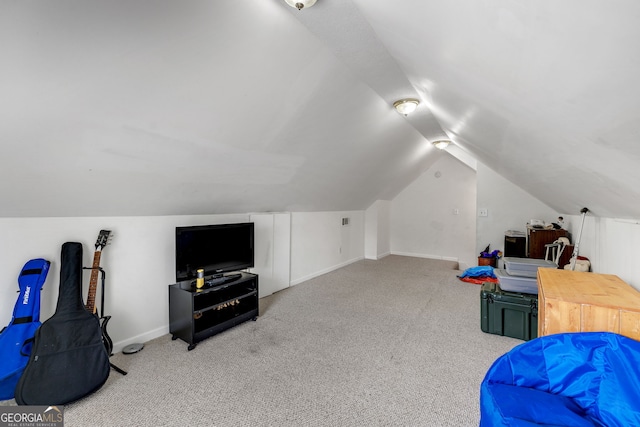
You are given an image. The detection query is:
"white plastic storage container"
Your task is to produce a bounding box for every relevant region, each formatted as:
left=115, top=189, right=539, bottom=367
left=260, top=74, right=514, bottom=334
left=502, top=257, right=557, bottom=278
left=494, top=269, right=538, bottom=294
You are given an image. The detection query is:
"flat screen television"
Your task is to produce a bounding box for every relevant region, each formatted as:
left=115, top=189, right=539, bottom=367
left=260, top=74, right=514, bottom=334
left=175, top=222, right=254, bottom=282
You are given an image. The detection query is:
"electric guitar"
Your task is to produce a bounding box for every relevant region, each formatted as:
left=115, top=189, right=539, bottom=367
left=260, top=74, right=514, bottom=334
left=85, top=230, right=114, bottom=356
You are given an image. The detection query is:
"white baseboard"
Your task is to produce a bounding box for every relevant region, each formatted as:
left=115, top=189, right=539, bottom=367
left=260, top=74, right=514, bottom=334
left=365, top=251, right=391, bottom=260
left=391, top=251, right=459, bottom=265
left=115, top=256, right=364, bottom=352
left=290, top=256, right=364, bottom=286
left=111, top=253, right=464, bottom=355
left=112, top=325, right=169, bottom=354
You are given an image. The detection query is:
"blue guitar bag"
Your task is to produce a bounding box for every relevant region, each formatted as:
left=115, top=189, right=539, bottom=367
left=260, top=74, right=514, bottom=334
left=0, top=258, right=50, bottom=400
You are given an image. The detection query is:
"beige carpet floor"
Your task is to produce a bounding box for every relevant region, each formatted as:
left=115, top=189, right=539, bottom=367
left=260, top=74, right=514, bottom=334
left=2, top=255, right=521, bottom=426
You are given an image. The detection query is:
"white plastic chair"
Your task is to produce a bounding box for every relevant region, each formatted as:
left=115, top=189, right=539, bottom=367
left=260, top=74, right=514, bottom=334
left=544, top=237, right=570, bottom=265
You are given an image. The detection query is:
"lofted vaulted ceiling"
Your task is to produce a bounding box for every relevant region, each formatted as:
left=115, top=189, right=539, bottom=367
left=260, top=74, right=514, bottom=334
left=1, top=1, right=639, bottom=219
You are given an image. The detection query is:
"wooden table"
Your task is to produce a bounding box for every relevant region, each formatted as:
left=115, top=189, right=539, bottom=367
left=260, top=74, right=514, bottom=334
left=538, top=268, right=640, bottom=340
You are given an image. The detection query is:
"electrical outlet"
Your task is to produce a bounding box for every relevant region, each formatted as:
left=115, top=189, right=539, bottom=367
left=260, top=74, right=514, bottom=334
left=453, top=208, right=459, bottom=215
left=478, top=208, right=488, bottom=217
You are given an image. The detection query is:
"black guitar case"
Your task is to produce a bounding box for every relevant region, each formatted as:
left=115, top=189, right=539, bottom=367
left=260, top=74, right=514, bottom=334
left=14, top=242, right=110, bottom=405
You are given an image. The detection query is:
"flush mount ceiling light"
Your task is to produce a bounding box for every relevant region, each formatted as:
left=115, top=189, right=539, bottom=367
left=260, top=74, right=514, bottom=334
left=432, top=140, right=451, bottom=150
left=285, top=0, right=317, bottom=10
left=393, top=98, right=420, bottom=116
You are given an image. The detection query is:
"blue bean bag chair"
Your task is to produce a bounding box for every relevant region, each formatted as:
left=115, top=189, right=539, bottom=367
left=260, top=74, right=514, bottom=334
left=480, top=332, right=640, bottom=426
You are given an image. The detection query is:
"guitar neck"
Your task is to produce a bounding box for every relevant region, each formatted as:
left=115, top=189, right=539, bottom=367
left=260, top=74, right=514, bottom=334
left=85, top=250, right=102, bottom=314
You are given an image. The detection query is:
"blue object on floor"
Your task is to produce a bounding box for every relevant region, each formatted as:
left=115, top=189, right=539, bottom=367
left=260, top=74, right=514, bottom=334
left=458, top=266, right=496, bottom=279
left=480, top=332, right=640, bottom=426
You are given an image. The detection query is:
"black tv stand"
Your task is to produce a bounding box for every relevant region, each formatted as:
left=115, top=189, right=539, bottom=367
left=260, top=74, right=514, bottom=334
left=169, top=271, right=258, bottom=351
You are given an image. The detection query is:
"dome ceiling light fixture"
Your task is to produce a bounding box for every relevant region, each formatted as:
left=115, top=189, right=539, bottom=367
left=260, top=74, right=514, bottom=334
left=393, top=98, right=420, bottom=116
left=432, top=140, right=451, bottom=150
left=285, top=0, right=317, bottom=10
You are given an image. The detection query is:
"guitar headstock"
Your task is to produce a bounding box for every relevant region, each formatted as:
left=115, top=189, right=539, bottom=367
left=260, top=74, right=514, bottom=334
left=95, top=229, right=113, bottom=251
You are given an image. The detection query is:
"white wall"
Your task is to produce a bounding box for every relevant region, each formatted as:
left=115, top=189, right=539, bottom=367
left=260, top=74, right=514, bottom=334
left=390, top=154, right=477, bottom=269
left=290, top=211, right=364, bottom=285
left=0, top=211, right=367, bottom=354
left=476, top=163, right=562, bottom=257
left=364, top=200, right=391, bottom=260
left=475, top=165, right=640, bottom=290
left=4, top=169, right=639, bottom=357
left=562, top=214, right=640, bottom=289
left=0, top=214, right=250, bottom=353
left=364, top=203, right=378, bottom=259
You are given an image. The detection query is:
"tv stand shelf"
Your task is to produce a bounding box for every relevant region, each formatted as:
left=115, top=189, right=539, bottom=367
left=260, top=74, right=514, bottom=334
left=169, top=271, right=258, bottom=351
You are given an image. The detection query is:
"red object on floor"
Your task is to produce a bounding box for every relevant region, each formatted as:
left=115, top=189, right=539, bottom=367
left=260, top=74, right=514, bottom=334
left=460, top=277, right=499, bottom=285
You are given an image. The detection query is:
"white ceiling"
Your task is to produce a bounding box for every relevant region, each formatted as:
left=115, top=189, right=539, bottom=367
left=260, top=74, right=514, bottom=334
left=2, top=0, right=639, bottom=219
